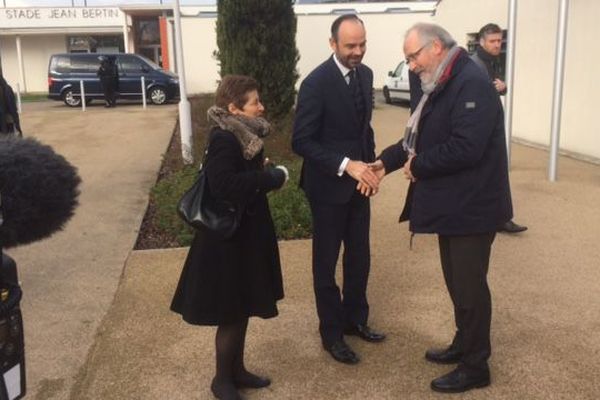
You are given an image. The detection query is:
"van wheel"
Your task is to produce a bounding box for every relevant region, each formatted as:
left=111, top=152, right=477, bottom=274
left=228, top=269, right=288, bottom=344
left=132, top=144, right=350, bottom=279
left=383, top=86, right=392, bottom=104
left=63, top=89, right=81, bottom=107
left=149, top=87, right=167, bottom=105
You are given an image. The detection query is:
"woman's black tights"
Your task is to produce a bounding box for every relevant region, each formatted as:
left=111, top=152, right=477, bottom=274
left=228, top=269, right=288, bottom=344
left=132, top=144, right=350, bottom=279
left=211, top=318, right=270, bottom=400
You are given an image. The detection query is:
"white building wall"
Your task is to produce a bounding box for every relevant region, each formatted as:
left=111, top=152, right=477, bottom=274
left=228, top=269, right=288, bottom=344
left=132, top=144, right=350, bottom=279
left=180, top=16, right=218, bottom=95
left=434, top=0, right=600, bottom=160
left=297, top=13, right=432, bottom=89
left=557, top=0, right=600, bottom=160
left=1, top=34, right=67, bottom=92
left=180, top=12, right=434, bottom=95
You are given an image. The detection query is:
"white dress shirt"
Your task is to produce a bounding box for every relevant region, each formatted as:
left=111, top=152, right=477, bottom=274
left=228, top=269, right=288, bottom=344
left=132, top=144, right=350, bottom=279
left=332, top=54, right=352, bottom=176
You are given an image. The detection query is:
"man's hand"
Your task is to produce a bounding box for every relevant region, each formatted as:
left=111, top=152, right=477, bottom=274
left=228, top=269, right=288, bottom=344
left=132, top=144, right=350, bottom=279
left=368, top=160, right=387, bottom=180
left=356, top=160, right=387, bottom=197
left=346, top=160, right=380, bottom=195
left=356, top=181, right=374, bottom=196
left=403, top=155, right=416, bottom=182
left=493, top=78, right=506, bottom=93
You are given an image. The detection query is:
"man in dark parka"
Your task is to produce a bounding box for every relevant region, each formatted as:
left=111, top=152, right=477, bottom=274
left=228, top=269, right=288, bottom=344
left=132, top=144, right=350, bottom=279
left=371, top=23, right=512, bottom=393
left=471, top=22, right=527, bottom=234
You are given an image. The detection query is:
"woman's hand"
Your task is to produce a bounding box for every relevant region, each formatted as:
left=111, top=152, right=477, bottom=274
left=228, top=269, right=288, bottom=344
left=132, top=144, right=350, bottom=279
left=265, top=164, right=287, bottom=190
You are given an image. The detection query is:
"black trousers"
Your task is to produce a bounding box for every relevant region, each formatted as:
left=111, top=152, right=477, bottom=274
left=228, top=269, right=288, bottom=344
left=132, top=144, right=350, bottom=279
left=101, top=82, right=117, bottom=106
left=438, top=232, right=496, bottom=372
left=309, top=192, right=370, bottom=346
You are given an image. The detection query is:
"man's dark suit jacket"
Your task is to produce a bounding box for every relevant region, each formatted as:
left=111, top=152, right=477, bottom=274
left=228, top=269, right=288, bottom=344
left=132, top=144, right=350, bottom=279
left=292, top=56, right=376, bottom=204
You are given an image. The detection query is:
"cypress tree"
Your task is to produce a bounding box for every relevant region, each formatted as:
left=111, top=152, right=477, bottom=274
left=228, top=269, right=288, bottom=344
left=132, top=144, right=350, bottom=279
left=216, top=0, right=299, bottom=120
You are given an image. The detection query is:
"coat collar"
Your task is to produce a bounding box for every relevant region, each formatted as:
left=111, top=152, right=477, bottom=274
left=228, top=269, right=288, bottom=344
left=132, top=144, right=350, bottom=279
left=420, top=49, right=469, bottom=118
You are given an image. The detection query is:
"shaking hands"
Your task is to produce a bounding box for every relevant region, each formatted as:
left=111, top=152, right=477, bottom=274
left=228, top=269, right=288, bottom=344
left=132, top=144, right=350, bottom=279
left=348, top=159, right=385, bottom=197
left=352, top=155, right=416, bottom=197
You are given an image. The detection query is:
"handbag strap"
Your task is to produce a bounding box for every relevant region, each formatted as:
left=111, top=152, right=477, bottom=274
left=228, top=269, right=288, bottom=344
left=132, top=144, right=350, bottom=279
left=197, top=131, right=213, bottom=171
left=201, top=129, right=251, bottom=172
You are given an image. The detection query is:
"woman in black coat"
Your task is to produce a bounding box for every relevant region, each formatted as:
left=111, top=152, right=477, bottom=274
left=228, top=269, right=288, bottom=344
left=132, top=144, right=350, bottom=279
left=171, top=75, right=288, bottom=400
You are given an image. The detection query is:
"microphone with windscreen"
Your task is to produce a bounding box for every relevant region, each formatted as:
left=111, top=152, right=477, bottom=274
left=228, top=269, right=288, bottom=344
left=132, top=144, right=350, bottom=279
left=0, top=137, right=81, bottom=248
left=0, top=136, right=81, bottom=400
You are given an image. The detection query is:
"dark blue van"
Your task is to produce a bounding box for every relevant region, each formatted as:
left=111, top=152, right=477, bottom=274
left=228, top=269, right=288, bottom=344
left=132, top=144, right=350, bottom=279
left=47, top=53, right=179, bottom=107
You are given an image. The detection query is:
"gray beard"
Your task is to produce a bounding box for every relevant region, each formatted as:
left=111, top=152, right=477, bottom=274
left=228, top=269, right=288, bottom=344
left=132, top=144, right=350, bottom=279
left=420, top=45, right=459, bottom=94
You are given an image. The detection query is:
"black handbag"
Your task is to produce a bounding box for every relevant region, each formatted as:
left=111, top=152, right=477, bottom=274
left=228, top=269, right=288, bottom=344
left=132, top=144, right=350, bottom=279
left=177, top=149, right=243, bottom=239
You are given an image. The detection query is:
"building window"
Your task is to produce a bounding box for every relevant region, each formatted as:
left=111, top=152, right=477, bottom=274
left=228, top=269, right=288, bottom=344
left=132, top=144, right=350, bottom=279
left=133, top=17, right=162, bottom=66
left=67, top=35, right=124, bottom=53
left=134, top=18, right=160, bottom=46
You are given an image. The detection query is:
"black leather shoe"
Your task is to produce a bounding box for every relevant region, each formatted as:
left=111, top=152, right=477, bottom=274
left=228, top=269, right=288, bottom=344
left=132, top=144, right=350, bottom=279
left=500, top=220, right=528, bottom=233
left=430, top=367, right=490, bottom=393
left=425, top=345, right=463, bottom=364
left=323, top=340, right=360, bottom=364
left=344, top=324, right=386, bottom=342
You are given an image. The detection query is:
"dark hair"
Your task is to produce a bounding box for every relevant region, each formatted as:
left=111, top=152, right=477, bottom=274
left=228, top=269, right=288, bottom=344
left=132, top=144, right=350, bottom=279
left=331, top=14, right=364, bottom=42
left=215, top=75, right=259, bottom=110
left=478, top=23, right=502, bottom=40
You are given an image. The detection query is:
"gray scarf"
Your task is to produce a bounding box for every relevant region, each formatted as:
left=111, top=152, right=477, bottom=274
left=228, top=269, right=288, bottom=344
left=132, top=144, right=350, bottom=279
left=403, top=46, right=461, bottom=155
left=207, top=106, right=271, bottom=160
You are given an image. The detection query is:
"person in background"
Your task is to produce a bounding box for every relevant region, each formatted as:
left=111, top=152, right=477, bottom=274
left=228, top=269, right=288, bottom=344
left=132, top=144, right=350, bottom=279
left=471, top=23, right=527, bottom=234
left=97, top=56, right=119, bottom=108
left=0, top=75, right=23, bottom=137
left=171, top=75, right=288, bottom=400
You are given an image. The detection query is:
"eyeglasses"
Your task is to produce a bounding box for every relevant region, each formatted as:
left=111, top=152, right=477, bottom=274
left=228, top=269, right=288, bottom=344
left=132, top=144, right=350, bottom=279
left=405, top=41, right=431, bottom=64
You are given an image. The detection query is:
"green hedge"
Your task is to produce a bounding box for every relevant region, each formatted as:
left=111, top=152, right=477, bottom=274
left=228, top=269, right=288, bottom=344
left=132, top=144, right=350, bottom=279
left=267, top=159, right=312, bottom=240
left=150, top=159, right=311, bottom=247
left=151, top=165, right=197, bottom=246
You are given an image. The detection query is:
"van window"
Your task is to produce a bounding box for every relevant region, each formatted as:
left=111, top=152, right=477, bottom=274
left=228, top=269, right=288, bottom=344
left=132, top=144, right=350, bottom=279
left=71, top=57, right=101, bottom=73
left=50, top=55, right=70, bottom=73
left=393, top=62, right=405, bottom=78
left=119, top=55, right=147, bottom=73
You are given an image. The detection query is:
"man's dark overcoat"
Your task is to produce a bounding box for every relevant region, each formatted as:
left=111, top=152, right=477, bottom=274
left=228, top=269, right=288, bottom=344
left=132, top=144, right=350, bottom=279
left=380, top=50, right=513, bottom=235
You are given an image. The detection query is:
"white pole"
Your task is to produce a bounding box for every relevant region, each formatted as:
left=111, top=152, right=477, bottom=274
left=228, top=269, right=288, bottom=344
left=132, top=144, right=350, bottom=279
left=504, top=0, right=517, bottom=167
left=172, top=0, right=194, bottom=164
left=141, top=76, right=147, bottom=109
left=15, top=83, right=22, bottom=114
left=15, top=35, right=26, bottom=93
left=80, top=80, right=86, bottom=112
left=123, top=13, right=130, bottom=53
left=549, top=0, right=569, bottom=182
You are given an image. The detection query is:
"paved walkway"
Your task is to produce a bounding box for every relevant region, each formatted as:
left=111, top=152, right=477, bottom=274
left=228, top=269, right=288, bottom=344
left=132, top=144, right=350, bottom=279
left=13, top=101, right=600, bottom=399
left=12, top=101, right=177, bottom=400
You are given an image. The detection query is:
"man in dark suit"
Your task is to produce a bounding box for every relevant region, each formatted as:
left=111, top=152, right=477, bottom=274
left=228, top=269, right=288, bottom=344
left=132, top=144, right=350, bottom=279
left=292, top=14, right=385, bottom=365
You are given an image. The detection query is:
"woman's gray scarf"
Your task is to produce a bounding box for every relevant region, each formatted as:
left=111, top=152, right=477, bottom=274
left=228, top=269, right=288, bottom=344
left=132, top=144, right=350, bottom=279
left=207, top=106, right=271, bottom=160
left=403, top=46, right=461, bottom=155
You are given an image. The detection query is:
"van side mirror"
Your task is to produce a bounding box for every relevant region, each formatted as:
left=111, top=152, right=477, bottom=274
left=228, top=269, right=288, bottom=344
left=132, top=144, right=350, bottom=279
left=388, top=71, right=393, bottom=77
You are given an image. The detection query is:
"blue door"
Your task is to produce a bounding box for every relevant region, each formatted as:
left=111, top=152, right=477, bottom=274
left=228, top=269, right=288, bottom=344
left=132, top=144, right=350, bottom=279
left=116, top=55, right=148, bottom=99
